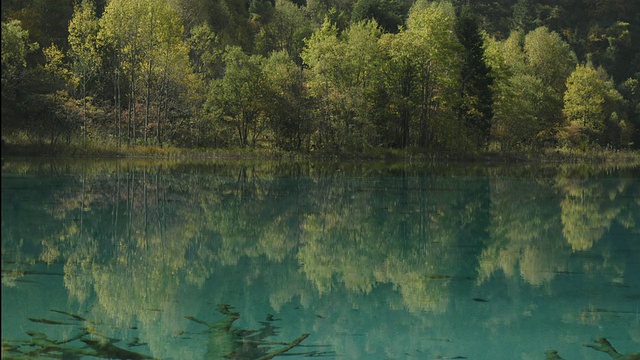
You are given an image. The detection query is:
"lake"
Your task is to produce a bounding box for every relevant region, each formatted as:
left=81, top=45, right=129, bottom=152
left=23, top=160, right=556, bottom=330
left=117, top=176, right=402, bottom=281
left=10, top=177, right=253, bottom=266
left=2, top=158, right=639, bottom=359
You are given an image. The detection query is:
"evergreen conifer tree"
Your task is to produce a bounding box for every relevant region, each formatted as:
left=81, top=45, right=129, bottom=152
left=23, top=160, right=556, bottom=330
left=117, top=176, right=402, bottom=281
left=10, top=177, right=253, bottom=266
left=456, top=4, right=493, bottom=148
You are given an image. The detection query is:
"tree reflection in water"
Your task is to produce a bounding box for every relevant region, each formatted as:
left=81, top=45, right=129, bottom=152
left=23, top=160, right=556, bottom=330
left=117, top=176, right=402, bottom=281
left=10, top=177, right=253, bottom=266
left=2, top=159, right=639, bottom=359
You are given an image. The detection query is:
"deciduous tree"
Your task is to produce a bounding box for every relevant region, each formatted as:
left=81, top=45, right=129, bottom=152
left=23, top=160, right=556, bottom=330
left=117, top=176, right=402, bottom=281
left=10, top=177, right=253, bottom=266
left=409, top=1, right=462, bottom=149
left=68, top=0, right=101, bottom=143
left=302, top=19, right=384, bottom=151
left=263, top=50, right=311, bottom=150
left=562, top=64, right=624, bottom=147
left=207, top=46, right=268, bottom=147
left=1, top=20, right=39, bottom=134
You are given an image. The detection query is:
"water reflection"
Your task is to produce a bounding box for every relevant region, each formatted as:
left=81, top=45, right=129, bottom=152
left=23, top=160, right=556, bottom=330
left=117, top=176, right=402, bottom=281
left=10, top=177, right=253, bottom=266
left=2, top=159, right=639, bottom=359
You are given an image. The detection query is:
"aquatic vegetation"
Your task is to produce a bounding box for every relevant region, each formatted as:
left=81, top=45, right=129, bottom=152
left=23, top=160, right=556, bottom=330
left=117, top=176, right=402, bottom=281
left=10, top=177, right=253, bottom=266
left=545, top=338, right=640, bottom=360
left=545, top=349, right=564, bottom=360
left=1, top=306, right=329, bottom=360
left=185, top=304, right=331, bottom=359
left=584, top=338, right=640, bottom=360
left=1, top=309, right=155, bottom=359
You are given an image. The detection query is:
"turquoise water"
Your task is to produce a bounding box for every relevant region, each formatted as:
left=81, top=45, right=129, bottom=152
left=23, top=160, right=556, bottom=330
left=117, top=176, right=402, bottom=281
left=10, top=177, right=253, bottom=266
left=2, top=159, right=639, bottom=359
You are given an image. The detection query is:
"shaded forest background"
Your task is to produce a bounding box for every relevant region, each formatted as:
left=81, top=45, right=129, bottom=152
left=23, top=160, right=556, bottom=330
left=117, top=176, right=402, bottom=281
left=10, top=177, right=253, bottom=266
left=2, top=0, right=639, bottom=155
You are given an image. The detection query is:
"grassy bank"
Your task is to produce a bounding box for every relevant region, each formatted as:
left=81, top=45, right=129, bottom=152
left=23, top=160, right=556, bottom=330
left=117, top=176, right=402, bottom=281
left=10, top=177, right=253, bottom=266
left=2, top=139, right=640, bottom=165
left=1, top=141, right=302, bottom=161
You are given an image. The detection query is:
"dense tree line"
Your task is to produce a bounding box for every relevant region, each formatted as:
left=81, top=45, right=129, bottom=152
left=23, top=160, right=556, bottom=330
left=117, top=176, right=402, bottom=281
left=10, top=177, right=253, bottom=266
left=2, top=0, right=639, bottom=153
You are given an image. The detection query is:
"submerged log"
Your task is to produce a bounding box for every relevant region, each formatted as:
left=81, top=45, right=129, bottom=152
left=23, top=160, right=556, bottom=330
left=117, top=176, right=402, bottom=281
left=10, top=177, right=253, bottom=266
left=584, top=338, right=640, bottom=360
left=256, top=333, right=310, bottom=360
left=545, top=349, right=565, bottom=360
left=81, top=338, right=156, bottom=360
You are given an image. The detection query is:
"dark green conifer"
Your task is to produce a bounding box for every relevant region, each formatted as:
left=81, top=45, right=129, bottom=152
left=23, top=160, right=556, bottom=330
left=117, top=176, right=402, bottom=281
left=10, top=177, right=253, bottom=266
left=456, top=3, right=494, bottom=149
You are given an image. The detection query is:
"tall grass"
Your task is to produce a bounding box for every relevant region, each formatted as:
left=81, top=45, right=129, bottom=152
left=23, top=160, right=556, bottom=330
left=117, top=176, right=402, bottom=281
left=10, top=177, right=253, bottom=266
left=2, top=134, right=639, bottom=164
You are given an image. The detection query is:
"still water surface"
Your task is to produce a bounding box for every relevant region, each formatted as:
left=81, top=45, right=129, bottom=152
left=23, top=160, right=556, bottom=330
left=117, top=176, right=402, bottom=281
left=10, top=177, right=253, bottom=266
left=2, top=159, right=639, bottom=359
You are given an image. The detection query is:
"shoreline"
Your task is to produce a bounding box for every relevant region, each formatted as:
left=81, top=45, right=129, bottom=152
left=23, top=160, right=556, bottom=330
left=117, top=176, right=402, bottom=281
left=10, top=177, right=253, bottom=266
left=2, top=142, right=640, bottom=165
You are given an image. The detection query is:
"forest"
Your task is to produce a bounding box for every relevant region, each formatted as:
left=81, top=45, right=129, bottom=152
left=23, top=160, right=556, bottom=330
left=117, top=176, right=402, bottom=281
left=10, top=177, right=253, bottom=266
left=2, top=0, right=639, bottom=156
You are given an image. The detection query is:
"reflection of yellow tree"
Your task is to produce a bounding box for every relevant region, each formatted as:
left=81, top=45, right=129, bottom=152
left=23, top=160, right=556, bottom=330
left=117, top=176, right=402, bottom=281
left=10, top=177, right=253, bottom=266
left=480, top=164, right=639, bottom=288
left=48, top=161, right=324, bottom=357
left=560, top=191, right=619, bottom=251
left=298, top=212, right=380, bottom=295
left=296, top=174, right=477, bottom=313
left=297, top=224, right=454, bottom=314
left=556, top=166, right=629, bottom=251
left=480, top=177, right=567, bottom=286
left=38, top=165, right=221, bottom=358
left=194, top=165, right=306, bottom=267
left=376, top=253, right=450, bottom=313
